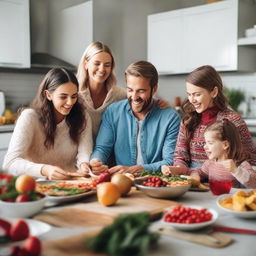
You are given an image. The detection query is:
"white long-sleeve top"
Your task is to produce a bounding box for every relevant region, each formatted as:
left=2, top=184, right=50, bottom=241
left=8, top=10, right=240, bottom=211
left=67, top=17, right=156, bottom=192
left=2, top=109, right=93, bottom=177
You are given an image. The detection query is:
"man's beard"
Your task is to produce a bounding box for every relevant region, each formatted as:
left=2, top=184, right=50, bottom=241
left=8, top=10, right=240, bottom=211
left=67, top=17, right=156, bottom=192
left=128, top=93, right=153, bottom=114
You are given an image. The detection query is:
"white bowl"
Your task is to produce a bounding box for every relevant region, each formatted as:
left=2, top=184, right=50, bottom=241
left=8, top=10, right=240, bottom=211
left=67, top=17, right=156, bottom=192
left=217, top=194, right=256, bottom=219
left=134, top=179, right=191, bottom=199
left=161, top=206, right=218, bottom=231
left=0, top=197, right=46, bottom=218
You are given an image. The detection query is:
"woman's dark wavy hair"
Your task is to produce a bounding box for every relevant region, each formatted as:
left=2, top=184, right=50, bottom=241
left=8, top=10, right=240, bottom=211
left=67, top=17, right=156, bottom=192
left=205, top=119, right=248, bottom=164
left=30, top=68, right=87, bottom=149
left=181, top=65, right=228, bottom=141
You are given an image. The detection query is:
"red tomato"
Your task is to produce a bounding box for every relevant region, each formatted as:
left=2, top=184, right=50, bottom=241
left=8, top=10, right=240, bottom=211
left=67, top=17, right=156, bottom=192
left=16, top=194, right=31, bottom=202
left=10, top=219, right=30, bottom=241
left=0, top=218, right=11, bottom=236
left=23, top=236, right=41, bottom=256
left=0, top=174, right=13, bottom=184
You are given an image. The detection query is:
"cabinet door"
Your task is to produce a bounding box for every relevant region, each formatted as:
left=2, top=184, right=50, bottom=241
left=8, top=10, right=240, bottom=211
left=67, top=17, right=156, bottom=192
left=148, top=10, right=183, bottom=74
left=182, top=0, right=237, bottom=72
left=0, top=0, right=30, bottom=68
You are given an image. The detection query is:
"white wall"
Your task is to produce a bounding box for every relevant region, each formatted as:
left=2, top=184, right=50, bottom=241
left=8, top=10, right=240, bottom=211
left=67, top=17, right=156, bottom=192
left=1, top=0, right=256, bottom=117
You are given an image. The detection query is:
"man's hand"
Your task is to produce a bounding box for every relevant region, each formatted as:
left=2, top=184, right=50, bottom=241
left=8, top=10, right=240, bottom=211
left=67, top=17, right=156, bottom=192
left=89, top=158, right=109, bottom=176
left=41, top=165, right=70, bottom=180
left=218, top=159, right=238, bottom=173
left=109, top=165, right=143, bottom=176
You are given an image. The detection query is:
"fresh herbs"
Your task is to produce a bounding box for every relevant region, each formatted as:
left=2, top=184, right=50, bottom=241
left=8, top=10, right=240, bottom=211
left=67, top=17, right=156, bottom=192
left=139, top=170, right=188, bottom=182
left=85, top=212, right=159, bottom=256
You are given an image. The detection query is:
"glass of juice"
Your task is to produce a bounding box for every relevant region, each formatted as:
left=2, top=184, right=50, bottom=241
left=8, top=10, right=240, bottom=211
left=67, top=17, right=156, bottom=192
left=209, top=164, right=233, bottom=195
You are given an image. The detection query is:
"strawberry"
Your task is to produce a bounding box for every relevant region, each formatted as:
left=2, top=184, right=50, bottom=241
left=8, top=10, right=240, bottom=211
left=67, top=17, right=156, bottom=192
left=23, top=236, right=41, bottom=256
left=10, top=219, right=30, bottom=241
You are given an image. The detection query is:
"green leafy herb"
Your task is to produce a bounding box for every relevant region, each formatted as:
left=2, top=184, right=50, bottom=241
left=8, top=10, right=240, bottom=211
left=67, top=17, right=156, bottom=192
left=85, top=212, right=159, bottom=256
left=139, top=170, right=188, bottom=182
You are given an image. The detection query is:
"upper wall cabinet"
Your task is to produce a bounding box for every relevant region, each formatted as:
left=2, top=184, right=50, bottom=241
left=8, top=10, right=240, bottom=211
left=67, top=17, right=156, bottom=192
left=0, top=0, right=30, bottom=68
left=148, top=0, right=256, bottom=75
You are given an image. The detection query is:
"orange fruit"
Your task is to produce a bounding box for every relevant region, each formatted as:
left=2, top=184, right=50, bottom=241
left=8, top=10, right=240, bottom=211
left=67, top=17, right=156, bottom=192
left=111, top=173, right=133, bottom=196
left=15, top=175, right=36, bottom=193
left=97, top=182, right=120, bottom=206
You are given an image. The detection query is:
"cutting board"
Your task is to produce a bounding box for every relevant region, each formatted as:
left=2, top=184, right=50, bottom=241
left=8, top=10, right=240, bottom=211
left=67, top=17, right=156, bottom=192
left=156, top=227, right=233, bottom=248
left=42, top=230, right=103, bottom=256
left=34, top=189, right=179, bottom=227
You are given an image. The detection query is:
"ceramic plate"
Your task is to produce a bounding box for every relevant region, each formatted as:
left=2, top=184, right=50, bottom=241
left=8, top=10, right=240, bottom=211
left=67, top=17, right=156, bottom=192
left=6, top=218, right=51, bottom=237
left=46, top=190, right=96, bottom=203
left=36, top=180, right=96, bottom=203
left=161, top=206, right=218, bottom=231
left=217, top=194, right=256, bottom=219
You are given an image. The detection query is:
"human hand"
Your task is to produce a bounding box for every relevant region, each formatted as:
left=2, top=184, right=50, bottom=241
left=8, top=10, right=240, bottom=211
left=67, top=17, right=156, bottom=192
left=218, top=159, right=238, bottom=173
left=89, top=158, right=109, bottom=176
left=109, top=165, right=143, bottom=176
left=190, top=173, right=201, bottom=185
left=155, top=98, right=170, bottom=109
left=41, top=165, right=70, bottom=180
left=161, top=165, right=187, bottom=176
left=161, top=165, right=172, bottom=176
left=66, top=162, right=91, bottom=177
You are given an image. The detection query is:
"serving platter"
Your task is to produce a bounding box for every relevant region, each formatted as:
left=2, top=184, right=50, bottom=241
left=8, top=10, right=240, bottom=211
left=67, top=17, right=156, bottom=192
left=36, top=180, right=96, bottom=203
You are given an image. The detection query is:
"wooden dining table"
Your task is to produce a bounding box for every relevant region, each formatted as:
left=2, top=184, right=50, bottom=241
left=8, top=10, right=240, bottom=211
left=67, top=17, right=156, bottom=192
left=36, top=188, right=256, bottom=256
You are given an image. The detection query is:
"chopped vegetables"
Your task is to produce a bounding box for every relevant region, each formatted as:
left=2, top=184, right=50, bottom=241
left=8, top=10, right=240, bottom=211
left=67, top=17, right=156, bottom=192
left=85, top=212, right=159, bottom=256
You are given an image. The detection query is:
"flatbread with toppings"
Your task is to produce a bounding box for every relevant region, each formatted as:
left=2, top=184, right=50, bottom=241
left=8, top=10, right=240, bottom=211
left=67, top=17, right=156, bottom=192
left=36, top=181, right=93, bottom=197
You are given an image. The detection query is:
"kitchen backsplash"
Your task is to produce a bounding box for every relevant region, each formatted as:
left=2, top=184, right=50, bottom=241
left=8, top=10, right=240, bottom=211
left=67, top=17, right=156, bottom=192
left=0, top=71, right=256, bottom=118
left=0, top=72, right=44, bottom=112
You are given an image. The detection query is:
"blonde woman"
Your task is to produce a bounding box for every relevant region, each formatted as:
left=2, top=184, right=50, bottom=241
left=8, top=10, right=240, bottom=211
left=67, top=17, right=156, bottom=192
left=77, top=41, right=169, bottom=141
left=77, top=41, right=126, bottom=141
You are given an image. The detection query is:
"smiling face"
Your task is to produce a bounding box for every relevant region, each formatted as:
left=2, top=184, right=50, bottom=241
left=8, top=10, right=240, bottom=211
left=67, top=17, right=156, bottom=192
left=186, top=82, right=218, bottom=113
left=126, top=75, right=157, bottom=119
left=85, top=51, right=112, bottom=86
left=204, top=131, right=229, bottom=161
left=45, top=82, right=78, bottom=123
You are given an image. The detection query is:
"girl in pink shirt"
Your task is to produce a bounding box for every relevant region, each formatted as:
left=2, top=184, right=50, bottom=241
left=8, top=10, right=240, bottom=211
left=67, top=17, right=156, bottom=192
left=190, top=119, right=256, bottom=188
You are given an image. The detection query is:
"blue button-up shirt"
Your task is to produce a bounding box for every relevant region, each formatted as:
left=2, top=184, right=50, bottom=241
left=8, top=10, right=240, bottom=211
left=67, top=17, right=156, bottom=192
left=91, top=100, right=181, bottom=172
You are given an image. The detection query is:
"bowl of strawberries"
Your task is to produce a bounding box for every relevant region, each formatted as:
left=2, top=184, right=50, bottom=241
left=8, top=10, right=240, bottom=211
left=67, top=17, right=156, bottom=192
left=0, top=174, right=45, bottom=218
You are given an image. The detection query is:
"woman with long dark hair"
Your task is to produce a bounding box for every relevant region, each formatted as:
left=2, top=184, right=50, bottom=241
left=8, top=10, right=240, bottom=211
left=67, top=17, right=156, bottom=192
left=3, top=68, right=93, bottom=180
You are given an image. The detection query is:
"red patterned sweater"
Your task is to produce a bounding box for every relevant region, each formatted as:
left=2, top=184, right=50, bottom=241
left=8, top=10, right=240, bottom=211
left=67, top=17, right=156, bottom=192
left=174, top=108, right=256, bottom=170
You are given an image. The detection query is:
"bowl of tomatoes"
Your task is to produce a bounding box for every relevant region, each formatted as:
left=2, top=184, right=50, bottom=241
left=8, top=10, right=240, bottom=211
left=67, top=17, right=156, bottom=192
left=134, top=176, right=191, bottom=199
left=0, top=174, right=45, bottom=218
left=161, top=205, right=218, bottom=230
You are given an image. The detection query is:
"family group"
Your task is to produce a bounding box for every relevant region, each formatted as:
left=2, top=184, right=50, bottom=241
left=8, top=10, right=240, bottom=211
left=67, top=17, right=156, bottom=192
left=2, top=41, right=256, bottom=188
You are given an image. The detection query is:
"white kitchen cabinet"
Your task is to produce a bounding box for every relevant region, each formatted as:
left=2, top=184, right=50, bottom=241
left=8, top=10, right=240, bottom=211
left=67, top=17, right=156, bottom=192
left=0, top=0, right=30, bottom=68
left=148, top=0, right=256, bottom=74
left=0, top=132, right=12, bottom=169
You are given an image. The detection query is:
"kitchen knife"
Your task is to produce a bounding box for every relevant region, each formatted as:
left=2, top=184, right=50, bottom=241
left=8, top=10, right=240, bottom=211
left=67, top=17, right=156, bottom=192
left=212, top=225, right=256, bottom=235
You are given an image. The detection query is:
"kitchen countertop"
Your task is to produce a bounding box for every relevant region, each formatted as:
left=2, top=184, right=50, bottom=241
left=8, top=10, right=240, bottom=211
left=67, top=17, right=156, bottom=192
left=39, top=189, right=256, bottom=256
left=0, top=119, right=254, bottom=133
left=0, top=124, right=15, bottom=133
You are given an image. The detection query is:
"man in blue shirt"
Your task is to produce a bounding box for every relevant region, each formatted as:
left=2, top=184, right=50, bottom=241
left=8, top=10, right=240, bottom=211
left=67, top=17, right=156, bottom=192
left=90, top=61, right=180, bottom=175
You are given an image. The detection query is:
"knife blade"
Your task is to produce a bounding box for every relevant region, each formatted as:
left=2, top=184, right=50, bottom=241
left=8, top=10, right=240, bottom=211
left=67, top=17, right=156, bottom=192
left=212, top=225, right=256, bottom=235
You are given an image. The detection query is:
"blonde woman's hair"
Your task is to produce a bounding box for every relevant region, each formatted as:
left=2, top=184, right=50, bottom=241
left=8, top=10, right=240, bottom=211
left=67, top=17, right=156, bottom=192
left=77, top=41, right=117, bottom=91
